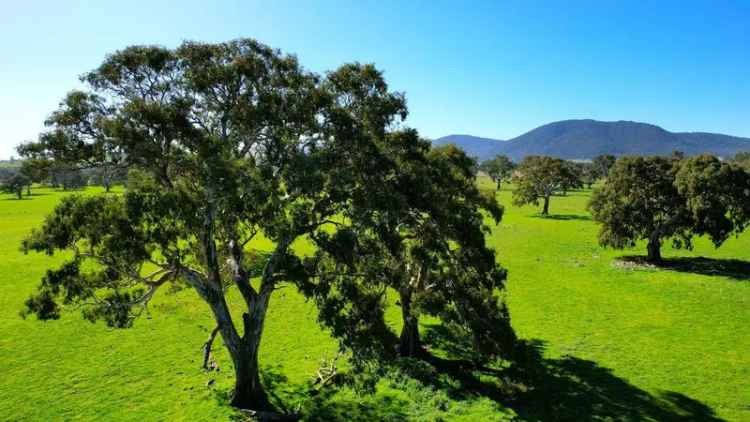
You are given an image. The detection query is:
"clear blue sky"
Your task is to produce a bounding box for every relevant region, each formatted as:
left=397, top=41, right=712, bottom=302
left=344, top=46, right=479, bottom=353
left=1, top=0, right=749, bottom=158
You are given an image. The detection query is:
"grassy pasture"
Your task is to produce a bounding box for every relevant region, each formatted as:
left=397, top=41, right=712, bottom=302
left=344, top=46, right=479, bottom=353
left=0, top=182, right=747, bottom=421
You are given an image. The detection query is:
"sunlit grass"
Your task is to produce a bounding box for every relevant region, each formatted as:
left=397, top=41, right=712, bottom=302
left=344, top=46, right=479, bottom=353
left=0, top=182, right=747, bottom=421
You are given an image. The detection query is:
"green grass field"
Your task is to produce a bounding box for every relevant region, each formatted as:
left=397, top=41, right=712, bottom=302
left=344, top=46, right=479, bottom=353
left=1, top=183, right=747, bottom=421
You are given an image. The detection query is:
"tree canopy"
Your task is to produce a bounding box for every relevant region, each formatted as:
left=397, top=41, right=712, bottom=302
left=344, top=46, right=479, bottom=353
left=592, top=154, right=616, bottom=179
left=1, top=173, right=30, bottom=199
left=19, top=39, right=410, bottom=410
left=303, top=139, right=515, bottom=367
left=589, top=155, right=750, bottom=262
left=511, top=155, right=577, bottom=215
left=479, top=154, right=515, bottom=190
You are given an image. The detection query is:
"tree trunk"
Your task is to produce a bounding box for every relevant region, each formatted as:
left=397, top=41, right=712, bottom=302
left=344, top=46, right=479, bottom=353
left=542, top=195, right=550, bottom=215
left=647, top=234, right=662, bottom=263
left=399, top=288, right=423, bottom=358
left=26, top=185, right=31, bottom=196
left=204, top=288, right=272, bottom=411
left=228, top=338, right=270, bottom=410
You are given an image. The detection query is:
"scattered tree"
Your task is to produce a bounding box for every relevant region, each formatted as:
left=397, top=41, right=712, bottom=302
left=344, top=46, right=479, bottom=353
left=1, top=173, right=30, bottom=199
left=512, top=156, right=574, bottom=215
left=589, top=155, right=750, bottom=262
left=674, top=155, right=750, bottom=245
left=479, top=154, right=515, bottom=191
left=19, top=159, right=52, bottom=195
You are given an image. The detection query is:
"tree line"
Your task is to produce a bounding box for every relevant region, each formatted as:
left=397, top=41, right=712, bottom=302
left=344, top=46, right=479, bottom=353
left=0, top=159, right=126, bottom=198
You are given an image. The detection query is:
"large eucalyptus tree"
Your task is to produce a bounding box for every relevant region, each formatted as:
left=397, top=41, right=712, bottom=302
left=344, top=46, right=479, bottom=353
left=20, top=39, right=407, bottom=410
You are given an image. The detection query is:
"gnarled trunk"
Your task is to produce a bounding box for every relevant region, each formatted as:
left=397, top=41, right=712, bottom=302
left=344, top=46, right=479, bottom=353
left=399, top=288, right=423, bottom=358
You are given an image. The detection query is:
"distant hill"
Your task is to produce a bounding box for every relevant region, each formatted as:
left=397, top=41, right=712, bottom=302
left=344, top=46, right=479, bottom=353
left=433, top=119, right=750, bottom=162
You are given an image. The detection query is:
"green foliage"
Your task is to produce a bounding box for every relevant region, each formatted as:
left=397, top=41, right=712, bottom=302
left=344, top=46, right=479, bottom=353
left=304, top=137, right=515, bottom=366
left=674, top=154, right=750, bottom=245
left=511, top=156, right=578, bottom=215
left=592, top=154, right=616, bottom=178
left=576, top=162, right=598, bottom=188
left=589, top=154, right=750, bottom=261
left=479, top=154, right=515, bottom=190
left=18, top=38, right=448, bottom=410
left=0, top=173, right=30, bottom=199
left=733, top=150, right=750, bottom=171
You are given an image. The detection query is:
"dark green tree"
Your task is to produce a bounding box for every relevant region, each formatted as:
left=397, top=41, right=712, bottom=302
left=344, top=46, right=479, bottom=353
left=733, top=151, right=750, bottom=171
left=675, top=155, right=750, bottom=245
left=589, top=155, right=750, bottom=262
left=577, top=162, right=598, bottom=189
left=560, top=160, right=583, bottom=195
left=19, top=40, right=408, bottom=411
left=589, top=156, right=687, bottom=262
left=511, top=155, right=570, bottom=215
left=19, top=159, right=52, bottom=195
left=1, top=173, right=30, bottom=199
left=592, top=154, right=616, bottom=179
left=305, top=138, right=515, bottom=364
left=479, top=154, right=515, bottom=191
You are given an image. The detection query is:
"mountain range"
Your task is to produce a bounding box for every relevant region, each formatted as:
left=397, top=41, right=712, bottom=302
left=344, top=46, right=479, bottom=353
left=433, top=119, right=750, bottom=162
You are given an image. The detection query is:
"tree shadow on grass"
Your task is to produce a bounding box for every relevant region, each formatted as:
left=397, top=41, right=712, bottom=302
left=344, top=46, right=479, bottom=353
left=531, top=214, right=591, bottom=221
left=617, top=255, right=750, bottom=281
left=421, top=324, right=725, bottom=421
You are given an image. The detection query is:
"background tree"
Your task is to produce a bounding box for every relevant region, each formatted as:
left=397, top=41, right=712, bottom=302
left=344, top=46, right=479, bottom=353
left=674, top=155, right=750, bottom=246
left=511, top=155, right=569, bottom=215
left=589, top=156, right=688, bottom=262
left=19, top=40, right=409, bottom=411
left=479, top=154, right=515, bottom=191
left=592, top=154, right=616, bottom=179
left=589, top=155, right=750, bottom=262
left=560, top=160, right=583, bottom=195
left=732, top=151, right=750, bottom=171
left=305, top=138, right=516, bottom=365
left=1, top=173, right=30, bottom=199
left=19, top=159, right=52, bottom=195
left=577, top=162, right=598, bottom=189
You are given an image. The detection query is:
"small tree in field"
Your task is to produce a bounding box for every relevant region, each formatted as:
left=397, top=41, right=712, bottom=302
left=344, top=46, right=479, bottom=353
left=1, top=173, right=30, bottom=199
left=512, top=155, right=571, bottom=215
left=589, top=155, right=750, bottom=262
left=19, top=39, right=410, bottom=411
left=479, top=154, right=515, bottom=191
left=19, top=159, right=52, bottom=195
